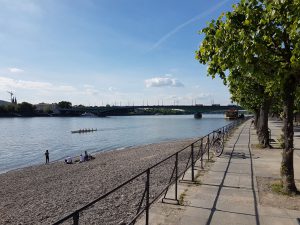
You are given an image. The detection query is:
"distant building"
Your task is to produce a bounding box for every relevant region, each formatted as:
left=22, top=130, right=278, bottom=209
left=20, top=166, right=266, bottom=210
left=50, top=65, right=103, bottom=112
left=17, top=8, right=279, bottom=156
left=0, top=100, right=11, bottom=106
left=11, top=97, right=17, bottom=104
left=35, top=103, right=59, bottom=113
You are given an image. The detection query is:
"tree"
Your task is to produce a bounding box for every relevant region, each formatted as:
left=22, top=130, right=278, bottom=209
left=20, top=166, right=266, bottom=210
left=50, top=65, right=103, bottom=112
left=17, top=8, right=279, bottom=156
left=196, top=1, right=273, bottom=147
left=295, top=88, right=300, bottom=115
left=17, top=102, right=36, bottom=115
left=4, top=104, right=17, bottom=114
left=228, top=70, right=269, bottom=133
left=58, top=101, right=72, bottom=109
left=0, top=105, right=8, bottom=114
left=196, top=0, right=300, bottom=193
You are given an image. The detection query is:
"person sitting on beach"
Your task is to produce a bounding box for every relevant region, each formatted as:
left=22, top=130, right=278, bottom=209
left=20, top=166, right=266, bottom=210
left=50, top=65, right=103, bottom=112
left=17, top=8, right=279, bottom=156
left=79, top=154, right=84, bottom=163
left=65, top=156, right=72, bottom=164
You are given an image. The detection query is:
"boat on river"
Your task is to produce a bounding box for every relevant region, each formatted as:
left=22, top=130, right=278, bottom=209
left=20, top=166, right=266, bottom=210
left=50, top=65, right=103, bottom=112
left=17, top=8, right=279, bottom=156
left=225, top=109, right=238, bottom=119
left=71, top=128, right=97, bottom=134
left=194, top=112, right=202, bottom=119
left=81, top=112, right=97, bottom=117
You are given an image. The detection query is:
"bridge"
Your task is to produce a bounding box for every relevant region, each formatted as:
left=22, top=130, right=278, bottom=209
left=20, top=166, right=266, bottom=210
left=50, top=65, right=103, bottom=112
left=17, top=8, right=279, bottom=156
left=132, top=104, right=242, bottom=112
left=58, top=105, right=243, bottom=117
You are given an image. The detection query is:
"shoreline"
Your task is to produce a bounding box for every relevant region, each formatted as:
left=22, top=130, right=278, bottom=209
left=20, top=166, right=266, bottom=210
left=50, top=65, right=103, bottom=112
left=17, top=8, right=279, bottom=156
left=0, top=138, right=198, bottom=224
left=0, top=137, right=198, bottom=176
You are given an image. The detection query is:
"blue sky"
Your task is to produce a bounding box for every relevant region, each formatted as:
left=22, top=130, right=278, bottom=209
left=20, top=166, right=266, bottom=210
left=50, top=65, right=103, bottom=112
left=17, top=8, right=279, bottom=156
left=0, top=0, right=239, bottom=106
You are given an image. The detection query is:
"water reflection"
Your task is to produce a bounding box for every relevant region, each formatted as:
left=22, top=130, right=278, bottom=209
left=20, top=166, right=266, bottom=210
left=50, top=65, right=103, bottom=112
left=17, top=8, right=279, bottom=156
left=0, top=114, right=230, bottom=173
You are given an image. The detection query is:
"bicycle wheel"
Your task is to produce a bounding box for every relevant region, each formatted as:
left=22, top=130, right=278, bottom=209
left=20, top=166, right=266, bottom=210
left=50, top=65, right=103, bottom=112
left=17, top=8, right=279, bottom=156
left=212, top=138, right=224, bottom=157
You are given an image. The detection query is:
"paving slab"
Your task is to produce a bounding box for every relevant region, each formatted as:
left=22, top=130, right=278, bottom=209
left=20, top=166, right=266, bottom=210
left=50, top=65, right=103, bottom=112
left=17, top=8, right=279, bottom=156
left=209, top=210, right=257, bottom=225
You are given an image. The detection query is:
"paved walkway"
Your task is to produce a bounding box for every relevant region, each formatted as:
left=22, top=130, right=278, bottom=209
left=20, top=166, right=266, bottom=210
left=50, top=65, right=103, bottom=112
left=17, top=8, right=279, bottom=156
left=137, top=119, right=300, bottom=225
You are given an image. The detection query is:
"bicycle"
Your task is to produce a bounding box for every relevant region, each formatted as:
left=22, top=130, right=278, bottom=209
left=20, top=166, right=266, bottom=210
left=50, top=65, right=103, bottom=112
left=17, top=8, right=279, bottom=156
left=211, top=130, right=224, bottom=157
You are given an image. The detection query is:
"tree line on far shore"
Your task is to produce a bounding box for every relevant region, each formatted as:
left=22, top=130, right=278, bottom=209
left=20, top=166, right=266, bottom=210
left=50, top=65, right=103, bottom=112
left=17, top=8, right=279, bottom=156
left=0, top=100, right=189, bottom=117
left=0, top=102, right=37, bottom=116
left=196, top=0, right=300, bottom=194
left=0, top=101, right=73, bottom=117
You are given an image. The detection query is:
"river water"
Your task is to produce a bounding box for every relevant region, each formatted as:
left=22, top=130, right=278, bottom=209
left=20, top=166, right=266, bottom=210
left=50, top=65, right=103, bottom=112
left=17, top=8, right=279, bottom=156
left=0, top=114, right=230, bottom=173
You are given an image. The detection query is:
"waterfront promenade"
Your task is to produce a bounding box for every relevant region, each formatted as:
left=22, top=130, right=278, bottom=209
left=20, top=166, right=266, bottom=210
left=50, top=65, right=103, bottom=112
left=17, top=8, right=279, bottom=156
left=138, top=119, right=300, bottom=225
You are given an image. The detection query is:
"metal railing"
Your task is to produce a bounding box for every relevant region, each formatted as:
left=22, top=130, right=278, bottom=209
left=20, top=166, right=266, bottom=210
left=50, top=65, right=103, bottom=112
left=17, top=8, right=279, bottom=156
left=52, top=119, right=245, bottom=225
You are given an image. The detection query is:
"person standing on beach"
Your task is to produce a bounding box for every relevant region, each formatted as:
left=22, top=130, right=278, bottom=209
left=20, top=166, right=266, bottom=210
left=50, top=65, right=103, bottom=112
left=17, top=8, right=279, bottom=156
left=84, top=151, right=89, bottom=161
left=45, top=150, right=49, bottom=164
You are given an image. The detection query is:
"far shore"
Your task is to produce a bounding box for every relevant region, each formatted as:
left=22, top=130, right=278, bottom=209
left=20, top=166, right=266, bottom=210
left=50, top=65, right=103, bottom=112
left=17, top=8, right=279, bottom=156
left=0, top=138, right=198, bottom=225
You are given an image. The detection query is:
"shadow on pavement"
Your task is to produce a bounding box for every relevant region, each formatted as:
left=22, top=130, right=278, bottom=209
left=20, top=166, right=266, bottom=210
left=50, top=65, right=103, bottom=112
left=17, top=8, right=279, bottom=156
left=204, top=123, right=261, bottom=225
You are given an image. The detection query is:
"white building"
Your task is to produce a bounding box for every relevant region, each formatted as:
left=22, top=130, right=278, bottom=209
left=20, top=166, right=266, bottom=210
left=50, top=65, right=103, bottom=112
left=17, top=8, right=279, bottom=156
left=35, top=103, right=59, bottom=113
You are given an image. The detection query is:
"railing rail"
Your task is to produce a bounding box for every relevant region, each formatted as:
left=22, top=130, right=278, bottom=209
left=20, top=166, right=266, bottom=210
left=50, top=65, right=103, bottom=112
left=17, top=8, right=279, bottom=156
left=53, top=118, right=246, bottom=225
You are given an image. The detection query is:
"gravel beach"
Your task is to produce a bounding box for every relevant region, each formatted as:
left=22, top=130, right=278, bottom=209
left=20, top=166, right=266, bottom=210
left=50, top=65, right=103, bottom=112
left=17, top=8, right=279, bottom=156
left=0, top=138, right=199, bottom=225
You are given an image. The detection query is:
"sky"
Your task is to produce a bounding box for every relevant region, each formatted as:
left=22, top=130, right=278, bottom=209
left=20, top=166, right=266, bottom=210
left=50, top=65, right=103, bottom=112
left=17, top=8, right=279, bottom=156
left=0, top=0, right=239, bottom=106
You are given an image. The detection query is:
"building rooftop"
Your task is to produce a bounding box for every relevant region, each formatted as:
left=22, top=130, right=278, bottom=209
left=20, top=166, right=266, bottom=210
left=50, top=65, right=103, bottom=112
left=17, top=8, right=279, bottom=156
left=0, top=100, right=11, bottom=106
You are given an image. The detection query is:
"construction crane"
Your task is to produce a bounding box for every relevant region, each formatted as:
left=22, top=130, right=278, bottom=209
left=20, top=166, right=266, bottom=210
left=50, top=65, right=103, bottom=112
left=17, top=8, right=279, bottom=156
left=7, top=91, right=13, bottom=102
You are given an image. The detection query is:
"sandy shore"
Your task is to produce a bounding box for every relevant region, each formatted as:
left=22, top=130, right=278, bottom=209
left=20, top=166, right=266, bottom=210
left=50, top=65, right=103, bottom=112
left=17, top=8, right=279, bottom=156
left=0, top=138, right=199, bottom=225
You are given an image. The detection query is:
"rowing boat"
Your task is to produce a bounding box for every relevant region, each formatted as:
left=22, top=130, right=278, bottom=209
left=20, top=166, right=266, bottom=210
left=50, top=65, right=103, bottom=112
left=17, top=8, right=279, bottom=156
left=71, top=129, right=97, bottom=134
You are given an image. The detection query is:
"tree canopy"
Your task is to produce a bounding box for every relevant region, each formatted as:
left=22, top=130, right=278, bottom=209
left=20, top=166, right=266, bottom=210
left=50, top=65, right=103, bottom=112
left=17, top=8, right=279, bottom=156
left=17, top=102, right=36, bottom=115
left=196, top=0, right=300, bottom=193
left=58, top=101, right=72, bottom=109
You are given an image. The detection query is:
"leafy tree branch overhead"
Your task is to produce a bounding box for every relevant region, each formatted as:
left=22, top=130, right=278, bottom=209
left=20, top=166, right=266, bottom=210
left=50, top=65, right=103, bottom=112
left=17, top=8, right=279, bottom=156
left=196, top=0, right=300, bottom=194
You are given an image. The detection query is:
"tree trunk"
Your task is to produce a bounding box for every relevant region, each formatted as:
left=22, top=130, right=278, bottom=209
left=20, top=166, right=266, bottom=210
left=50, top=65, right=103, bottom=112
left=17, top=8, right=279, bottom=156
left=281, top=76, right=297, bottom=194
left=257, top=97, right=271, bottom=148
left=253, top=108, right=260, bottom=129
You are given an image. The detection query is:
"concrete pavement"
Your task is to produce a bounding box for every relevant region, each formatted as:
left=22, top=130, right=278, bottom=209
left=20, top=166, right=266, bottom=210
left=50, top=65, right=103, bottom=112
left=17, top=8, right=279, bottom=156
left=136, top=119, right=300, bottom=225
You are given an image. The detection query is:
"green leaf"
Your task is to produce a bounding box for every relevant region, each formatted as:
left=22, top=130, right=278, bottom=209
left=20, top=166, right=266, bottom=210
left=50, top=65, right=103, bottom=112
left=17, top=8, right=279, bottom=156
left=244, top=19, right=250, bottom=26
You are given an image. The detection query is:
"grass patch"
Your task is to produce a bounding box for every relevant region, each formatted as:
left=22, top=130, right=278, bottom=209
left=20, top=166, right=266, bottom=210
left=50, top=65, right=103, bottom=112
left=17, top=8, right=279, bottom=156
left=252, top=143, right=266, bottom=149
left=270, top=182, right=299, bottom=196
left=179, top=189, right=188, bottom=206
left=194, top=170, right=203, bottom=186
left=195, top=171, right=201, bottom=179
left=279, top=142, right=285, bottom=149
left=256, top=177, right=300, bottom=210
left=271, top=182, right=285, bottom=195
left=278, top=135, right=285, bottom=149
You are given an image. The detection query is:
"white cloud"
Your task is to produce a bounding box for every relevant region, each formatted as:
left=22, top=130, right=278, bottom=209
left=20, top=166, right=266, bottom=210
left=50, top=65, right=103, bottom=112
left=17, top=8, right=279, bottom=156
left=83, top=84, right=94, bottom=89
left=56, top=85, right=76, bottom=92
left=8, top=67, right=24, bottom=73
left=145, top=76, right=184, bottom=88
left=108, top=87, right=117, bottom=92
left=1, top=0, right=42, bottom=15
left=0, top=76, right=76, bottom=92
left=83, top=84, right=99, bottom=96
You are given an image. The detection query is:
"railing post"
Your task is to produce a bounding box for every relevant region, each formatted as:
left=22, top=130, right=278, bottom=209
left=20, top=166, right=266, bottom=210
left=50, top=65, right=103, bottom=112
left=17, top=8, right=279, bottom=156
left=200, top=139, right=204, bottom=169
left=175, top=152, right=178, bottom=201
left=222, top=127, right=225, bottom=143
left=73, top=211, right=79, bottom=225
left=207, top=135, right=210, bottom=161
left=226, top=125, right=229, bottom=138
left=146, top=169, right=150, bottom=225
left=191, top=143, right=194, bottom=182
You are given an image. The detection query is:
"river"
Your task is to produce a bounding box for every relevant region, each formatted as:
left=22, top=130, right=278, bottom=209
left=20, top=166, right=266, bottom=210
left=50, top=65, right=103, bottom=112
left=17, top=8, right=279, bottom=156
left=0, top=114, right=230, bottom=173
